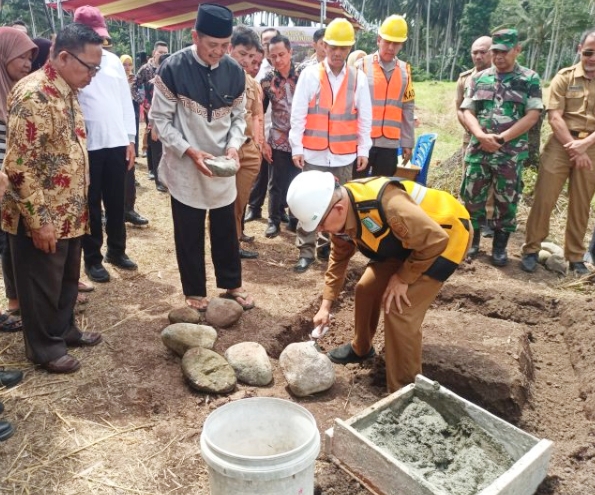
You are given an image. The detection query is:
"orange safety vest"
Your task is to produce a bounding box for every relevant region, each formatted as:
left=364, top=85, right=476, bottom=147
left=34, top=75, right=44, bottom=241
left=303, top=64, right=358, bottom=155
left=362, top=54, right=412, bottom=140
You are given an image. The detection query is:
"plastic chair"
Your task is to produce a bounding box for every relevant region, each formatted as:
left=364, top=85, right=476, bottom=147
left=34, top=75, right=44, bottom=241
left=409, top=133, right=437, bottom=186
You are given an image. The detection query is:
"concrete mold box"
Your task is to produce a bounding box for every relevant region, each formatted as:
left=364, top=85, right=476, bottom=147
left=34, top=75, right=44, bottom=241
left=325, top=375, right=553, bottom=495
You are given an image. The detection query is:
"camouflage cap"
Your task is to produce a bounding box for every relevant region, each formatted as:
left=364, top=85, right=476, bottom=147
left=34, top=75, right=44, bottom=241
left=490, top=29, right=518, bottom=51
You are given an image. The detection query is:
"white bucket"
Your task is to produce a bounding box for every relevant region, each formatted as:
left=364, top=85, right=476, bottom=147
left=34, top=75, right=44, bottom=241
left=200, top=397, right=320, bottom=495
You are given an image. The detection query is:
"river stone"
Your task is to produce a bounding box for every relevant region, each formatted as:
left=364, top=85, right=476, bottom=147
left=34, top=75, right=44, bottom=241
left=541, top=241, right=564, bottom=257
left=204, top=156, right=238, bottom=177
left=538, top=249, right=551, bottom=264
left=279, top=342, right=335, bottom=397
left=545, top=254, right=567, bottom=275
left=224, top=342, right=273, bottom=386
left=182, top=348, right=236, bottom=394
left=168, top=306, right=202, bottom=324
left=161, top=323, right=217, bottom=356
left=205, top=297, right=243, bottom=328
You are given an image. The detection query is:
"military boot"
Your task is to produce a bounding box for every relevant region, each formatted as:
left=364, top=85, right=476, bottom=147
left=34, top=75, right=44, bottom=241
left=491, top=230, right=510, bottom=267
left=467, top=229, right=481, bottom=258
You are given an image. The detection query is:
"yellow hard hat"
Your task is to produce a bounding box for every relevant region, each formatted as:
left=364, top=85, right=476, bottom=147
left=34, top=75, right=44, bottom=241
left=323, top=18, right=355, bottom=47
left=379, top=15, right=408, bottom=43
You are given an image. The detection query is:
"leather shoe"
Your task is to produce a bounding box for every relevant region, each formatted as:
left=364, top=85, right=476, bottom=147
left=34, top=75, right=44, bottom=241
left=41, top=354, right=80, bottom=374
left=240, top=233, right=254, bottom=243
left=0, top=369, right=23, bottom=388
left=69, top=332, right=103, bottom=347
left=317, top=245, right=331, bottom=260
left=520, top=253, right=538, bottom=273
left=286, top=218, right=298, bottom=233
left=0, top=420, right=14, bottom=442
left=328, top=343, right=376, bottom=365
left=105, top=253, right=138, bottom=270
left=294, top=257, right=315, bottom=273
left=265, top=222, right=280, bottom=238
left=85, top=263, right=110, bottom=283
left=570, top=261, right=590, bottom=275
left=244, top=208, right=262, bottom=222
left=280, top=212, right=290, bottom=224
left=125, top=210, right=149, bottom=226
left=156, top=183, right=167, bottom=193
left=239, top=249, right=258, bottom=259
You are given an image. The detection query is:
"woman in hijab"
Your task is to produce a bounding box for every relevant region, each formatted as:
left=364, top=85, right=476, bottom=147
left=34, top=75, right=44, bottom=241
left=0, top=27, right=38, bottom=331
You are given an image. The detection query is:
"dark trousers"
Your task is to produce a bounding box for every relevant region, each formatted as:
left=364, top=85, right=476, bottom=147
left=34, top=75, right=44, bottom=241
left=82, top=146, right=127, bottom=266
left=248, top=157, right=270, bottom=213
left=268, top=150, right=299, bottom=226
left=125, top=166, right=136, bottom=213
left=0, top=230, right=17, bottom=299
left=133, top=100, right=140, bottom=156
left=171, top=196, right=241, bottom=297
left=353, top=146, right=399, bottom=179
left=147, top=134, right=163, bottom=187
left=10, top=230, right=82, bottom=364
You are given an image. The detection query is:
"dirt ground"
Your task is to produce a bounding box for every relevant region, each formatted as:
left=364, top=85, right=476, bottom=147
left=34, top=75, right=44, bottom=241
left=1, top=159, right=595, bottom=495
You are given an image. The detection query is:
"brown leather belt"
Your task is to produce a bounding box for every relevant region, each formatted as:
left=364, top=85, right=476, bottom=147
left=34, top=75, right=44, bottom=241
left=570, top=130, right=592, bottom=139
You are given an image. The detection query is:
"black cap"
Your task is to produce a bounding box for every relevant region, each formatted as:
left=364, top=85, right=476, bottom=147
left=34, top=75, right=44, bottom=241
left=195, top=4, right=233, bottom=38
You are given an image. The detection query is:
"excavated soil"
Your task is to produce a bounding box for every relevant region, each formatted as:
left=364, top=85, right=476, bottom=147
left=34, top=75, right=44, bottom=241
left=1, top=166, right=595, bottom=495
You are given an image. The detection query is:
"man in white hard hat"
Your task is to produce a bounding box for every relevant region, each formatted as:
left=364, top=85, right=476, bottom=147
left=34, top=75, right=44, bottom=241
left=286, top=171, right=471, bottom=392
left=354, top=14, right=415, bottom=178
left=289, top=18, right=372, bottom=273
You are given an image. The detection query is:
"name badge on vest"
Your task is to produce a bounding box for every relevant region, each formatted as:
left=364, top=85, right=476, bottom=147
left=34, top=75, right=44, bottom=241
left=362, top=216, right=382, bottom=234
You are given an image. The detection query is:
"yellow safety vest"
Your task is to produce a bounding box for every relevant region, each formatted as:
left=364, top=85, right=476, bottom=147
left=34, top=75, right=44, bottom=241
left=344, top=177, right=471, bottom=281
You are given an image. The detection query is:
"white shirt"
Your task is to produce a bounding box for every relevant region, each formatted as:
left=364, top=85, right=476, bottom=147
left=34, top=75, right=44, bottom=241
left=78, top=49, right=136, bottom=151
left=289, top=59, right=372, bottom=167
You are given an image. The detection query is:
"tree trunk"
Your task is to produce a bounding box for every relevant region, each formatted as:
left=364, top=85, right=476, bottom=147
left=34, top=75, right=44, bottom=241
left=450, top=31, right=462, bottom=81
left=426, top=0, right=431, bottom=74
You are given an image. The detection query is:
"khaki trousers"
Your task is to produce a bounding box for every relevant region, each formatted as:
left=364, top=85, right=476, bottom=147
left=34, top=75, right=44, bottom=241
left=235, top=140, right=262, bottom=239
left=351, top=259, right=443, bottom=393
left=524, top=135, right=595, bottom=261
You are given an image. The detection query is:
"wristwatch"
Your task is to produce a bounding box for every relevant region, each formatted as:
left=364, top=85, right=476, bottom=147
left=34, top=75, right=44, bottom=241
left=496, top=136, right=505, bottom=145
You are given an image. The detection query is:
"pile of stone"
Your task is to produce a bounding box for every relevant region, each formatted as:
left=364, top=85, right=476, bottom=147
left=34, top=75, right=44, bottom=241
left=164, top=300, right=336, bottom=396
left=538, top=242, right=570, bottom=275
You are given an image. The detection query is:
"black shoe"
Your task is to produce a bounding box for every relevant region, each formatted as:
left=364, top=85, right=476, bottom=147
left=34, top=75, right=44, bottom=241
left=491, top=230, right=510, bottom=267
left=265, top=222, right=280, bottom=238
left=328, top=343, right=376, bottom=365
left=240, top=233, right=254, bottom=243
left=125, top=210, right=149, bottom=226
left=569, top=261, right=590, bottom=276
left=105, top=253, right=138, bottom=270
left=0, top=369, right=23, bottom=388
left=0, top=421, right=14, bottom=442
left=294, top=257, right=315, bottom=273
left=239, top=248, right=258, bottom=259
left=85, top=263, right=110, bottom=283
left=244, top=208, right=262, bottom=222
left=317, top=245, right=331, bottom=261
left=286, top=218, right=298, bottom=233
left=156, top=183, right=167, bottom=193
left=520, top=253, right=538, bottom=273
left=280, top=212, right=290, bottom=224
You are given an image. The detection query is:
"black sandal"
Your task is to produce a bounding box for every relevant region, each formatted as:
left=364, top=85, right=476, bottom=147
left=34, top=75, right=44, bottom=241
left=0, top=313, right=22, bottom=332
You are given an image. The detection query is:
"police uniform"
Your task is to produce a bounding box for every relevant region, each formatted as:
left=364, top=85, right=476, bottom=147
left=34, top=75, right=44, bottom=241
left=523, top=63, right=595, bottom=262
left=460, top=63, right=543, bottom=232
left=324, top=177, right=470, bottom=392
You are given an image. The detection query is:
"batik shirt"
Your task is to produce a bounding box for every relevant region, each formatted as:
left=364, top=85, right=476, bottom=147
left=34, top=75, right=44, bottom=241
left=461, top=63, right=543, bottom=163
left=2, top=63, right=89, bottom=238
left=261, top=64, right=299, bottom=152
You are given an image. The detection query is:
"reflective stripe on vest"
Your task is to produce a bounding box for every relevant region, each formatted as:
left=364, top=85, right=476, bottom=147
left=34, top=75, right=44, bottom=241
left=303, top=64, right=359, bottom=155
left=344, top=177, right=471, bottom=282
left=363, top=55, right=408, bottom=140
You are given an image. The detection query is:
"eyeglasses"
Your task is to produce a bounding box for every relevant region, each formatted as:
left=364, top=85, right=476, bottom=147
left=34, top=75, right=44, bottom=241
left=581, top=50, right=595, bottom=58
left=66, top=51, right=101, bottom=75
left=472, top=50, right=488, bottom=55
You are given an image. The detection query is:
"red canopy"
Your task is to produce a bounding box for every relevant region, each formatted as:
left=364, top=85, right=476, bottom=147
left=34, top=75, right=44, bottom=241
left=53, top=0, right=367, bottom=31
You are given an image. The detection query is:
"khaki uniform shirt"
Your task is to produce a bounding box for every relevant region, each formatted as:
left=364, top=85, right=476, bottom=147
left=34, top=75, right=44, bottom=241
left=243, top=73, right=264, bottom=149
left=323, top=185, right=448, bottom=301
left=547, top=62, right=595, bottom=133
left=2, top=64, right=89, bottom=238
left=456, top=68, right=475, bottom=145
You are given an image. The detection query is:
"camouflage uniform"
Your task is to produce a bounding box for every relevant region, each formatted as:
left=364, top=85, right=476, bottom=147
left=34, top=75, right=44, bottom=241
left=460, top=63, right=543, bottom=232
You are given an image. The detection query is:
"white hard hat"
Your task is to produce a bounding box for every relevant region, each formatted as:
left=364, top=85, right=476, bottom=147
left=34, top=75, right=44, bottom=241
left=287, top=171, right=336, bottom=232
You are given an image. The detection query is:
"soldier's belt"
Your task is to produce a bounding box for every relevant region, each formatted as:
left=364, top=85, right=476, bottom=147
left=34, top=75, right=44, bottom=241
left=570, top=130, right=593, bottom=139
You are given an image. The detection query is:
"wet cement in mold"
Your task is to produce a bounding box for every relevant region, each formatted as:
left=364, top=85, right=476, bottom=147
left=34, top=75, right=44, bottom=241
left=360, top=397, right=515, bottom=495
